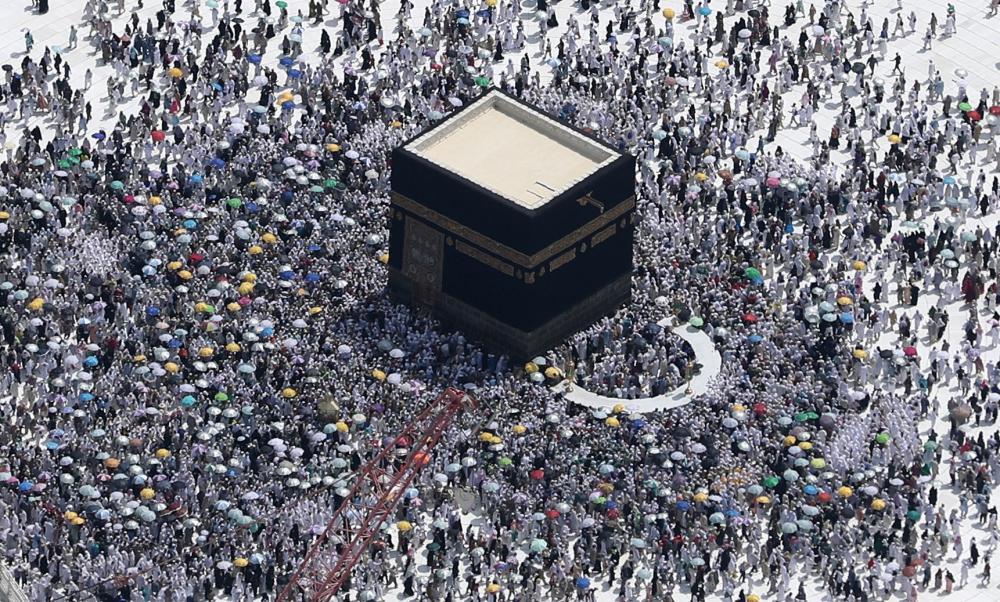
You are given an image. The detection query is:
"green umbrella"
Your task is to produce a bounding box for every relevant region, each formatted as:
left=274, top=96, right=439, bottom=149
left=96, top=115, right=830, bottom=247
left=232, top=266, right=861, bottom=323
left=68, top=157, right=80, bottom=166
left=214, top=392, right=229, bottom=402
left=923, top=440, right=938, bottom=451
left=906, top=510, right=920, bottom=522
left=68, top=148, right=83, bottom=157
left=309, top=185, right=324, bottom=193
left=744, top=267, right=762, bottom=280
left=275, top=0, right=288, bottom=7
left=203, top=305, right=216, bottom=314
left=958, top=101, right=973, bottom=112
left=226, top=197, right=242, bottom=208
left=57, top=159, right=71, bottom=169
left=323, top=178, right=338, bottom=189
left=689, top=316, right=704, bottom=328
left=110, top=180, right=125, bottom=190
left=475, top=76, right=491, bottom=87
left=762, top=476, right=780, bottom=489
left=498, top=456, right=512, bottom=466
left=875, top=432, right=890, bottom=445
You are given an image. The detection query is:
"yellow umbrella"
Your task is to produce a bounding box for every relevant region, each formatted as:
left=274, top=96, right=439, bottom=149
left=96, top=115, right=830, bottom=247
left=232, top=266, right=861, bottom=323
left=612, top=403, right=625, bottom=414
left=226, top=302, right=241, bottom=312
left=335, top=421, right=349, bottom=432
left=156, top=448, right=171, bottom=459
left=234, top=558, right=249, bottom=568
left=0, top=211, right=9, bottom=220
left=194, top=302, right=208, bottom=312
left=524, top=362, right=539, bottom=373
left=852, top=260, right=867, bottom=270
left=133, top=354, right=147, bottom=363
left=248, top=245, right=263, bottom=255
left=731, top=403, right=746, bottom=412
left=715, top=59, right=729, bottom=69
left=390, top=120, right=403, bottom=128
left=27, top=297, right=45, bottom=311
left=755, top=495, right=770, bottom=504
left=489, top=434, right=502, bottom=444
left=378, top=253, right=389, bottom=264
left=478, top=432, right=494, bottom=442
left=485, top=0, right=497, bottom=6
left=543, top=366, right=562, bottom=379
left=605, top=417, right=620, bottom=427
left=487, top=584, right=501, bottom=594
left=852, top=349, right=868, bottom=360
left=662, top=7, right=675, bottom=19
left=308, top=306, right=323, bottom=315
left=871, top=499, right=886, bottom=511
left=695, top=172, right=709, bottom=181
left=783, top=435, right=797, bottom=446
left=747, top=595, right=761, bottom=602
left=198, top=347, right=214, bottom=358
left=167, top=261, right=183, bottom=271
left=149, top=196, right=162, bottom=206
left=71, top=516, right=86, bottom=526
left=798, top=441, right=813, bottom=451
left=372, top=369, right=387, bottom=381
left=261, top=233, right=278, bottom=244
left=325, top=143, right=341, bottom=152
left=837, top=485, right=853, bottom=498
left=104, top=458, right=120, bottom=469
left=397, top=520, right=413, bottom=531
left=238, top=282, right=255, bottom=294
left=225, top=342, right=241, bottom=352
left=178, top=270, right=193, bottom=280
left=836, top=296, right=853, bottom=306
left=140, top=488, right=155, bottom=500
left=164, top=362, right=179, bottom=374
left=168, top=67, right=183, bottom=78
left=242, top=272, right=257, bottom=282
left=692, top=492, right=708, bottom=503
left=512, top=424, right=527, bottom=435
left=64, top=511, right=79, bottom=521
left=282, top=387, right=297, bottom=398
left=887, top=134, right=901, bottom=144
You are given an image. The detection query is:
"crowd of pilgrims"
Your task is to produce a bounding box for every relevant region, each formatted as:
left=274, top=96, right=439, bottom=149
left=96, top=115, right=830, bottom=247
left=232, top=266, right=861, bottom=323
left=1, top=0, right=1000, bottom=600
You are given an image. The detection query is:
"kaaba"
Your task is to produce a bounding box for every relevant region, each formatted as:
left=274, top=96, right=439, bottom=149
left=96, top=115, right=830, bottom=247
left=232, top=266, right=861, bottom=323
left=388, top=89, right=635, bottom=359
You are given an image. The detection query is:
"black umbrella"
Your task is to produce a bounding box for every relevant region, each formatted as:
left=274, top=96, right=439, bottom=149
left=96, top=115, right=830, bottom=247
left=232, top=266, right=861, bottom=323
left=852, top=62, right=866, bottom=74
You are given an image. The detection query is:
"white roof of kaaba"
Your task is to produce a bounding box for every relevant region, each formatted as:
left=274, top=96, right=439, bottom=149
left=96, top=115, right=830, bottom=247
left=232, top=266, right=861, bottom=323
left=404, top=90, right=618, bottom=209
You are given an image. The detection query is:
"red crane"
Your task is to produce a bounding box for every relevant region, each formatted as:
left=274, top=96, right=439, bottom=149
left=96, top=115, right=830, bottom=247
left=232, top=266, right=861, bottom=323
left=276, top=387, right=478, bottom=602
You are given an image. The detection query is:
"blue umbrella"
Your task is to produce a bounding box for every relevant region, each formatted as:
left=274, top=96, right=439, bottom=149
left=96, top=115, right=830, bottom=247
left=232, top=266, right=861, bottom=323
left=245, top=202, right=260, bottom=213
left=606, top=500, right=617, bottom=509
left=456, top=16, right=470, bottom=24
left=168, top=339, right=182, bottom=348
left=304, top=272, right=320, bottom=283
left=79, top=393, right=94, bottom=402
left=279, top=270, right=295, bottom=280
left=210, top=158, right=226, bottom=169
left=676, top=500, right=691, bottom=510
left=840, top=312, right=854, bottom=324
left=92, top=131, right=106, bottom=140
left=147, top=306, right=160, bottom=316
left=183, top=219, right=198, bottom=229
left=803, top=484, right=819, bottom=495
left=287, top=69, right=302, bottom=78
left=211, top=82, right=223, bottom=91
left=698, top=5, right=712, bottom=15
left=748, top=334, right=763, bottom=343
left=260, top=326, right=274, bottom=337
left=247, top=54, right=262, bottom=64
left=279, top=56, right=295, bottom=66
left=724, top=508, right=740, bottom=517
left=18, top=481, right=33, bottom=492
left=575, top=578, right=590, bottom=589
left=181, top=395, right=197, bottom=407
left=281, top=100, right=296, bottom=110
left=456, top=8, right=470, bottom=17
left=46, top=440, right=60, bottom=450
left=83, top=356, right=99, bottom=367
left=190, top=174, right=204, bottom=184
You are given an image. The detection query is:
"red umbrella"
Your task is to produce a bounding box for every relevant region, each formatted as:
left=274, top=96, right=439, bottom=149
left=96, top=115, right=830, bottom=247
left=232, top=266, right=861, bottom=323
left=530, top=469, right=545, bottom=481
left=607, top=508, right=621, bottom=519
left=903, top=346, right=917, bottom=357
left=743, top=312, right=758, bottom=323
left=545, top=509, right=560, bottom=519
left=991, top=106, right=1000, bottom=116
left=817, top=491, right=833, bottom=503
left=967, top=110, right=982, bottom=121
left=151, top=130, right=166, bottom=142
left=752, top=403, right=767, bottom=415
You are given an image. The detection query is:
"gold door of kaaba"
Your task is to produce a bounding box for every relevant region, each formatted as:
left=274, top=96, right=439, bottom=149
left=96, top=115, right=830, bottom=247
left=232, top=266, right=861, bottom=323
left=402, top=217, right=444, bottom=308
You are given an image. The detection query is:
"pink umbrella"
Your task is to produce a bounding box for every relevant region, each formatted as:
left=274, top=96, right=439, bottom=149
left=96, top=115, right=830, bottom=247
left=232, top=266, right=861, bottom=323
left=766, top=177, right=781, bottom=188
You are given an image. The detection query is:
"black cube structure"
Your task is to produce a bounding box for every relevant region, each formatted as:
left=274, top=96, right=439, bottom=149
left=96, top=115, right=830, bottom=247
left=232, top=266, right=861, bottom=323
left=388, top=89, right=635, bottom=358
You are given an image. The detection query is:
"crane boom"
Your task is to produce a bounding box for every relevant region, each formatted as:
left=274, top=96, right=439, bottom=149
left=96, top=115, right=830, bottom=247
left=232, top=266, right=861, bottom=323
left=276, top=387, right=477, bottom=602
